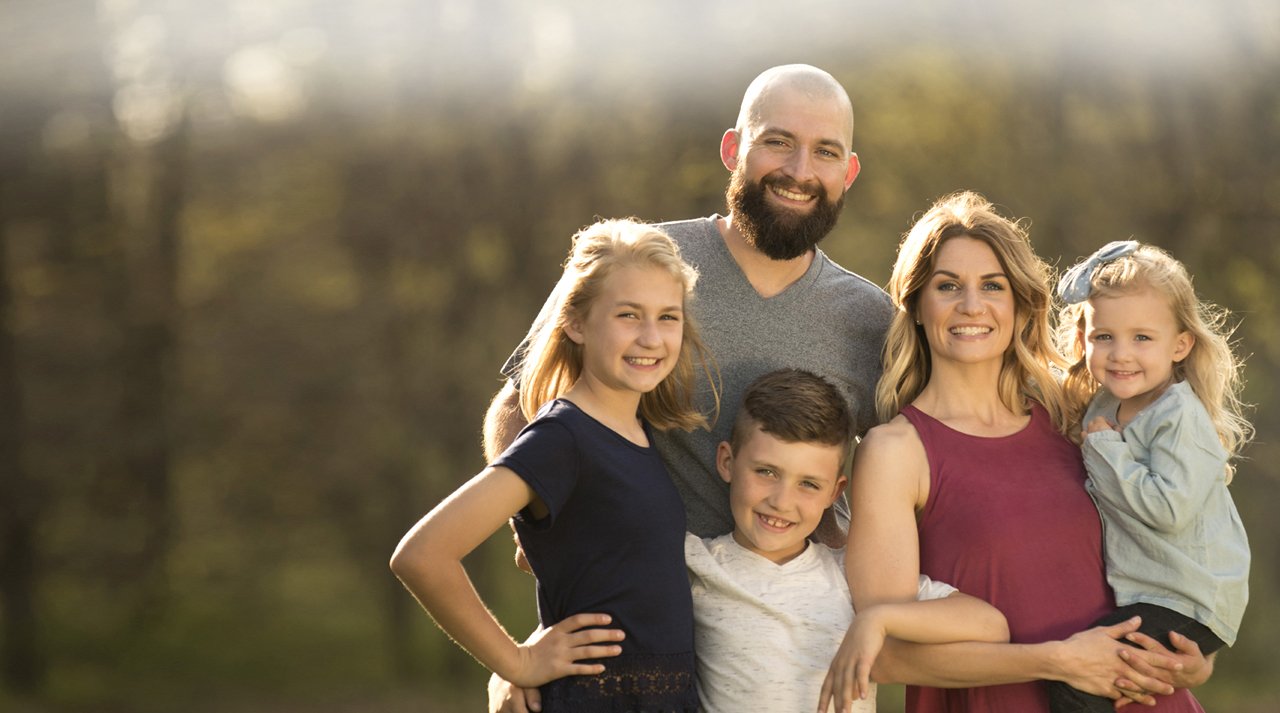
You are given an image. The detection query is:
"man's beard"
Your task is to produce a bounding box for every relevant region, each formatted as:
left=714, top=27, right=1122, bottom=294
left=726, top=168, right=845, bottom=261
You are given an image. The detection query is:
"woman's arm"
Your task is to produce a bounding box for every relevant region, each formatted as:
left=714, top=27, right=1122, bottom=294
left=822, top=421, right=930, bottom=710
left=845, top=420, right=930, bottom=607
left=390, top=466, right=622, bottom=687
left=867, top=617, right=1188, bottom=708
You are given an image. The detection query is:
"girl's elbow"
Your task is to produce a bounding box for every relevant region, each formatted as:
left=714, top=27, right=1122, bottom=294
left=389, top=533, right=433, bottom=579
left=388, top=546, right=414, bottom=579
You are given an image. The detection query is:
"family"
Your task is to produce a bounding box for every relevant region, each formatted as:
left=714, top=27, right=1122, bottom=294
left=390, top=65, right=1250, bottom=713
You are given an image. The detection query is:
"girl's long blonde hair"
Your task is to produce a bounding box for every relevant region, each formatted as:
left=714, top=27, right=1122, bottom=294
left=517, top=218, right=718, bottom=431
left=879, top=191, right=1071, bottom=432
left=1056, top=244, right=1252, bottom=479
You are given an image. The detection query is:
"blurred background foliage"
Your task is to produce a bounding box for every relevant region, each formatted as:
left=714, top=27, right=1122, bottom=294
left=1, top=0, right=1277, bottom=711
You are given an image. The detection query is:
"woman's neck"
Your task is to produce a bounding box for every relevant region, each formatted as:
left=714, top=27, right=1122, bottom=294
left=561, top=379, right=648, bottom=446
left=912, top=361, right=1029, bottom=436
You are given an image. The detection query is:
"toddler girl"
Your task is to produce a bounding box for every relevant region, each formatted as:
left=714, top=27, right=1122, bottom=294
left=1050, top=240, right=1252, bottom=712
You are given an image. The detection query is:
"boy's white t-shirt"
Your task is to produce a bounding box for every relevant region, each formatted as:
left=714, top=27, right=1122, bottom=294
left=685, top=533, right=957, bottom=713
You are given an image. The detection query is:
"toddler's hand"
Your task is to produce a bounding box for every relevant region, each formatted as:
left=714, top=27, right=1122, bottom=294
left=818, top=611, right=886, bottom=713
left=511, top=613, right=623, bottom=688
left=1119, top=629, right=1210, bottom=690
left=1084, top=416, right=1119, bottom=436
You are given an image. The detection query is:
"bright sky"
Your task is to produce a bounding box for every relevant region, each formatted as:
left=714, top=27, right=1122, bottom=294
left=3, top=0, right=1276, bottom=141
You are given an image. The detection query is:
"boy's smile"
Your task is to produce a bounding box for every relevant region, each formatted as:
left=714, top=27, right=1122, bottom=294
left=717, top=426, right=845, bottom=565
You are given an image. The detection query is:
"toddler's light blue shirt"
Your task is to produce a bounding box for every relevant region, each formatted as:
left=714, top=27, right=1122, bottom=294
left=1083, top=380, right=1249, bottom=646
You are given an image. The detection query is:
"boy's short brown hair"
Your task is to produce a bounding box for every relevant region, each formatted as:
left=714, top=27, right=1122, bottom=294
left=728, top=368, right=853, bottom=456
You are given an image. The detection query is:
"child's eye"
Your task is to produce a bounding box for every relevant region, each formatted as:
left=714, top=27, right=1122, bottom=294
left=1091, top=333, right=1111, bottom=342
left=755, top=468, right=776, bottom=478
left=659, top=314, right=681, bottom=322
left=1135, top=334, right=1151, bottom=342
left=800, top=480, right=822, bottom=491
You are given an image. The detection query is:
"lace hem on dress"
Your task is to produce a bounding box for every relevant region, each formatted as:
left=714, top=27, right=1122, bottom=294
left=539, top=651, right=698, bottom=713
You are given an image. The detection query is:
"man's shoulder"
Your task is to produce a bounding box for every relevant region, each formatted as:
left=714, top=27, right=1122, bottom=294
left=816, top=250, right=890, bottom=298
left=655, top=215, right=719, bottom=244
left=812, top=250, right=894, bottom=322
left=652, top=216, right=732, bottom=274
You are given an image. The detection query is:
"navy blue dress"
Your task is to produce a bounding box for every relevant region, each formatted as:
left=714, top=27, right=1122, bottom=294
left=494, top=399, right=698, bottom=713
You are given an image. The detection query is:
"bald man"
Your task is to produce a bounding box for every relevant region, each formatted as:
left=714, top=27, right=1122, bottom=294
left=485, top=64, right=892, bottom=543
left=482, top=62, right=894, bottom=713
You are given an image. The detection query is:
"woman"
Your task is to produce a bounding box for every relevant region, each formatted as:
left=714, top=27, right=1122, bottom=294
left=827, top=192, right=1212, bottom=712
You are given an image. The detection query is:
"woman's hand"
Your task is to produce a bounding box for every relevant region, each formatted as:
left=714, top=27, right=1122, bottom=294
left=1053, top=618, right=1181, bottom=706
left=509, top=613, right=624, bottom=687
left=819, top=611, right=889, bottom=713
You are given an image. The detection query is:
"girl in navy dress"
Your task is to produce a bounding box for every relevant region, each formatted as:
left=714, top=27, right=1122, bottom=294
left=391, top=218, right=716, bottom=712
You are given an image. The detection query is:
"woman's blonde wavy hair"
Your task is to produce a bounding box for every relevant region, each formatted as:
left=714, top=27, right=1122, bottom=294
left=878, top=192, right=1071, bottom=432
left=1056, top=244, right=1252, bottom=480
left=517, top=218, right=719, bottom=432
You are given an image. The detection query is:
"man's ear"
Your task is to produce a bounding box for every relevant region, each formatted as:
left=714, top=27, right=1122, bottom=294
left=720, top=129, right=741, bottom=172
left=843, top=153, right=861, bottom=191
left=715, top=441, right=734, bottom=484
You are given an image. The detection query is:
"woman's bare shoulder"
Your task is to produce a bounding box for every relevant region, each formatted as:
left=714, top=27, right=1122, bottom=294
left=861, top=413, right=922, bottom=451
left=856, top=415, right=927, bottom=474
left=853, top=414, right=930, bottom=506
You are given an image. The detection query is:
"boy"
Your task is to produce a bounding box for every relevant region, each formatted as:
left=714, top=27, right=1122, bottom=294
left=685, top=369, right=1009, bottom=712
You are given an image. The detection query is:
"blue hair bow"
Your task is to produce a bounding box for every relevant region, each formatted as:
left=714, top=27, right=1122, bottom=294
left=1057, top=240, right=1140, bottom=304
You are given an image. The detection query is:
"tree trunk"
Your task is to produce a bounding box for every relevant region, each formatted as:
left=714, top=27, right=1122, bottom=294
left=113, top=112, right=188, bottom=619
left=0, top=167, right=45, bottom=693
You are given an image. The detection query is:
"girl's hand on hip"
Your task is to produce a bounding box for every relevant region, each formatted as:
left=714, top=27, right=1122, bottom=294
left=511, top=612, right=624, bottom=687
